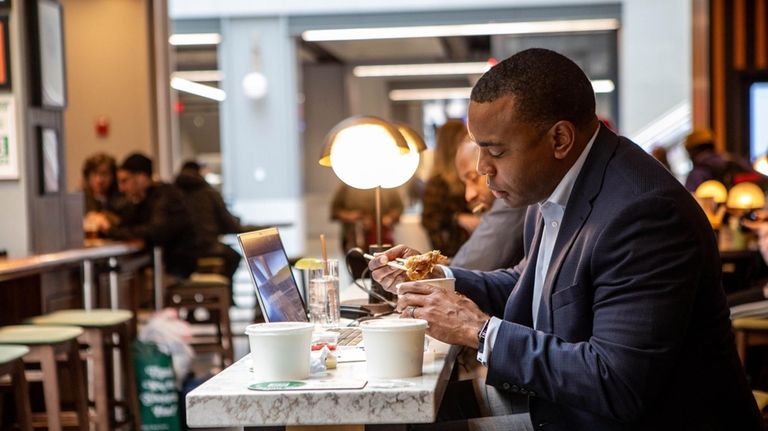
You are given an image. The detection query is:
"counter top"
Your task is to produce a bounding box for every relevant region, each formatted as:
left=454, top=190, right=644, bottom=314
left=0, top=240, right=144, bottom=282
left=186, top=339, right=459, bottom=427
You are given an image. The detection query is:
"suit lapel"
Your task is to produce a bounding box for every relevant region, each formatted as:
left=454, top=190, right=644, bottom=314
left=535, top=126, right=619, bottom=332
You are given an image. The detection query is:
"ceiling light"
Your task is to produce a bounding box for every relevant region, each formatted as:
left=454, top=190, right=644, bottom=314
left=389, top=79, right=614, bottom=101
left=303, top=19, right=620, bottom=42
left=389, top=87, right=472, bottom=101
left=170, top=77, right=226, bottom=102
left=171, top=70, right=224, bottom=82
left=353, top=62, right=491, bottom=77
left=169, top=33, right=222, bottom=46
left=591, top=79, right=615, bottom=94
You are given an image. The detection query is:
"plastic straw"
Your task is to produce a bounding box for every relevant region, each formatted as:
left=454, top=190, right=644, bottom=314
left=320, top=233, right=328, bottom=275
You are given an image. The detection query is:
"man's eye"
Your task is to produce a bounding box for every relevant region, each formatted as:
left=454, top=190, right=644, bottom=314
left=488, top=149, right=504, bottom=158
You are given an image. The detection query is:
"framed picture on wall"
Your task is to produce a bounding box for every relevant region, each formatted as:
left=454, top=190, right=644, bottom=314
left=0, top=15, right=10, bottom=90
left=0, top=95, right=17, bottom=179
left=36, top=0, right=66, bottom=109
left=38, top=127, right=59, bottom=194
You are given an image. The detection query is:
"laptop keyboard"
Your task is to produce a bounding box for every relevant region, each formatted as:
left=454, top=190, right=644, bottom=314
left=331, top=327, right=363, bottom=346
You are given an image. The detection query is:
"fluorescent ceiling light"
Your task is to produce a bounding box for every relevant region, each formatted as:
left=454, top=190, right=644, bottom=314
left=354, top=62, right=491, bottom=77
left=303, top=19, right=619, bottom=42
left=389, top=79, right=614, bottom=101
left=390, top=87, right=472, bottom=101
left=591, top=79, right=615, bottom=94
left=170, top=77, right=226, bottom=102
left=171, top=70, right=224, bottom=82
left=169, top=33, right=221, bottom=46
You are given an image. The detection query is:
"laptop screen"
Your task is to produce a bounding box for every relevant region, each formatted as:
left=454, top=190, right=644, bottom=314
left=237, top=228, right=308, bottom=323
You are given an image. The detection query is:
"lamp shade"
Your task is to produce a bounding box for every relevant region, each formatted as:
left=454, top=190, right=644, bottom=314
left=726, top=182, right=765, bottom=210
left=754, top=155, right=768, bottom=176
left=694, top=180, right=728, bottom=204
left=319, top=116, right=414, bottom=189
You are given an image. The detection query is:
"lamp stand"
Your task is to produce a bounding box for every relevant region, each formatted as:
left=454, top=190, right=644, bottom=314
left=369, top=186, right=396, bottom=303
left=375, top=186, right=382, bottom=247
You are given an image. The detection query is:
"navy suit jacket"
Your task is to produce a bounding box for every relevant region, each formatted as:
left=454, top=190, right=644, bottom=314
left=453, top=126, right=763, bottom=430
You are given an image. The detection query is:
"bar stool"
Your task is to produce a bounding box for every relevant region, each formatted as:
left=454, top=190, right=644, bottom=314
left=29, top=309, right=139, bottom=431
left=0, top=325, right=88, bottom=431
left=0, top=345, right=32, bottom=431
left=165, top=273, right=234, bottom=366
left=732, top=317, right=768, bottom=366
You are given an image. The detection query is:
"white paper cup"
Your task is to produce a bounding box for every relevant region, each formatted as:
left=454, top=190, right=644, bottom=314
left=396, top=277, right=456, bottom=295
left=361, top=318, right=428, bottom=379
left=244, top=322, right=314, bottom=381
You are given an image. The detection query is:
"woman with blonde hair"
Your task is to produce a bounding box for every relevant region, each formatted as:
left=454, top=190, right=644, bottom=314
left=421, top=119, right=475, bottom=257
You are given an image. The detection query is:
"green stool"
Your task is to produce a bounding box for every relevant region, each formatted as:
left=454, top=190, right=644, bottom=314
left=0, top=345, right=32, bottom=431
left=30, top=309, right=139, bottom=431
left=0, top=325, right=88, bottom=431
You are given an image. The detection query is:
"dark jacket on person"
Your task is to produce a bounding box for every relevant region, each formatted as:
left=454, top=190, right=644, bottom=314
left=106, top=183, right=197, bottom=278
left=174, top=171, right=244, bottom=251
left=452, top=126, right=763, bottom=430
left=84, top=188, right=128, bottom=219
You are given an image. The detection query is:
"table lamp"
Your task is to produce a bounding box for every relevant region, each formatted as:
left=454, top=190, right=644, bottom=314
left=320, top=116, right=425, bottom=303
left=694, top=180, right=728, bottom=229
left=724, top=182, right=765, bottom=250
left=319, top=116, right=424, bottom=247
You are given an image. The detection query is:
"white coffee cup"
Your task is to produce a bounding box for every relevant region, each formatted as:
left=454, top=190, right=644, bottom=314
left=244, top=322, right=314, bottom=381
left=360, top=318, right=428, bottom=379
left=396, top=277, right=456, bottom=295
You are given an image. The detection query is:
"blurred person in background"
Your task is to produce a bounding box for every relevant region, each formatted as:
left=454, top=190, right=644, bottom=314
left=81, top=153, right=128, bottom=235
left=175, top=160, right=252, bottom=287
left=650, top=145, right=672, bottom=172
left=422, top=119, right=473, bottom=257
left=100, top=153, right=197, bottom=279
left=684, top=128, right=755, bottom=191
left=331, top=183, right=403, bottom=252
left=452, top=135, right=526, bottom=271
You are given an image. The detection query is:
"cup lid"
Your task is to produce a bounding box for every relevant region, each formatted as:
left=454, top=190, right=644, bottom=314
left=244, top=322, right=314, bottom=336
left=360, top=318, right=428, bottom=331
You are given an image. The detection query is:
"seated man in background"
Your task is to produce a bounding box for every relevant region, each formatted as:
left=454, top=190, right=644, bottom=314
left=175, top=160, right=252, bottom=288
left=452, top=135, right=525, bottom=271
left=101, top=153, right=197, bottom=280
left=81, top=153, right=128, bottom=235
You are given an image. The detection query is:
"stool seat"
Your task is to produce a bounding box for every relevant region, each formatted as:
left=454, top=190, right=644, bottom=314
left=29, top=309, right=133, bottom=327
left=0, top=344, right=29, bottom=364
left=0, top=325, right=83, bottom=345
left=187, top=273, right=230, bottom=285
left=732, top=317, right=768, bottom=330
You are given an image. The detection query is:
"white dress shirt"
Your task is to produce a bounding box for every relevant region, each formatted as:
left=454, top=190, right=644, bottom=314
left=473, top=126, right=599, bottom=366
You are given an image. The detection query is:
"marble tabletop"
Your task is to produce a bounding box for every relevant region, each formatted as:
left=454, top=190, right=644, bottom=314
left=186, top=338, right=459, bottom=428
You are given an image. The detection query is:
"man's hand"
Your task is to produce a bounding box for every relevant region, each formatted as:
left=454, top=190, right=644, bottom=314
left=397, top=282, right=488, bottom=348
left=368, top=245, right=421, bottom=293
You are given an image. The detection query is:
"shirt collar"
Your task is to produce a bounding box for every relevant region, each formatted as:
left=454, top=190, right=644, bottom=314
left=540, top=125, right=600, bottom=210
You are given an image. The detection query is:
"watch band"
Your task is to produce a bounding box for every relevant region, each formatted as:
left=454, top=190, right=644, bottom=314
left=477, top=319, right=490, bottom=354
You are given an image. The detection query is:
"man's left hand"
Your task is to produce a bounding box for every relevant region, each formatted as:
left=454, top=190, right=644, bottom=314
left=397, top=282, right=488, bottom=348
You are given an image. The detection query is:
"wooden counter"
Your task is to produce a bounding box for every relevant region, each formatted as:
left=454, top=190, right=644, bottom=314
left=0, top=240, right=148, bottom=326
left=0, top=240, right=143, bottom=282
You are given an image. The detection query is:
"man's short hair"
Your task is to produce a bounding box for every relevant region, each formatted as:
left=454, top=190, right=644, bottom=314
left=471, top=48, right=596, bottom=131
left=120, top=153, right=153, bottom=176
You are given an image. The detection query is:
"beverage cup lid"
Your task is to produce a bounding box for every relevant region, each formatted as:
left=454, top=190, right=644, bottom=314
left=244, top=322, right=314, bottom=336
left=360, top=318, right=428, bottom=332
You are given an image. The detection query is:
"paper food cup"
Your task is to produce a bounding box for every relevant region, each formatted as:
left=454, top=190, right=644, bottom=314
left=244, top=322, right=314, bottom=381
left=360, top=318, right=428, bottom=379
left=396, top=277, right=456, bottom=295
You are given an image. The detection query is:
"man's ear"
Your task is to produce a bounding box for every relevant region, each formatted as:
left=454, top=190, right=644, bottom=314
left=550, top=121, right=576, bottom=160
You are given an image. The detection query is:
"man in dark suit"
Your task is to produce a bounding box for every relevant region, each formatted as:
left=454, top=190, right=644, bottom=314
left=369, top=48, right=763, bottom=430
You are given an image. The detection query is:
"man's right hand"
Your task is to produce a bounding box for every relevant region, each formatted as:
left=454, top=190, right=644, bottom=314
left=368, top=245, right=445, bottom=293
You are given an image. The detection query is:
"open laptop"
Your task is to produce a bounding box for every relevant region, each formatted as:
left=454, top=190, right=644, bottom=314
left=237, top=228, right=362, bottom=347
